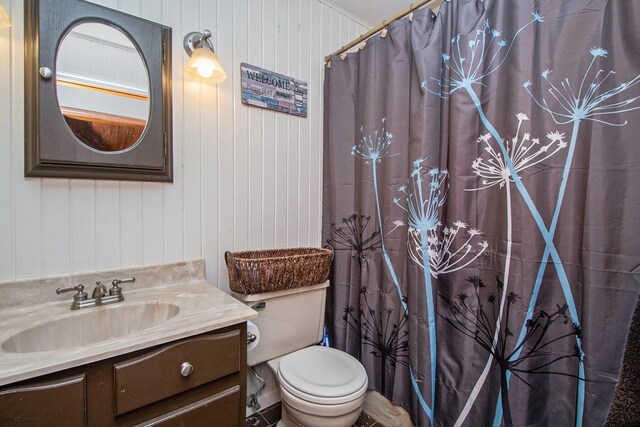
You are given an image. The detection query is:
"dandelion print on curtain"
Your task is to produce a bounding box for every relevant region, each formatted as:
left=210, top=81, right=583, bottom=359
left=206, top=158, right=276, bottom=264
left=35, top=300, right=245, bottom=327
left=322, top=1, right=640, bottom=426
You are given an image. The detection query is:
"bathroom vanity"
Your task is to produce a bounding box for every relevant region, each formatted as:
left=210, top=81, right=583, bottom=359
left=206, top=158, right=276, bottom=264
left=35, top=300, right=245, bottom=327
left=0, top=261, right=257, bottom=426
left=0, top=326, right=245, bottom=426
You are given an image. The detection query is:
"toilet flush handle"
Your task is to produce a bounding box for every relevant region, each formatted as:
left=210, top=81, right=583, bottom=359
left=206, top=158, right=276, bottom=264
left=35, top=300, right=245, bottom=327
left=251, top=302, right=265, bottom=310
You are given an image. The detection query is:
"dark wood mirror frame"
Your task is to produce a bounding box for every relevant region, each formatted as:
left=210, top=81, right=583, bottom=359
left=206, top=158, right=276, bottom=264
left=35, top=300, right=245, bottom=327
left=24, top=0, right=173, bottom=182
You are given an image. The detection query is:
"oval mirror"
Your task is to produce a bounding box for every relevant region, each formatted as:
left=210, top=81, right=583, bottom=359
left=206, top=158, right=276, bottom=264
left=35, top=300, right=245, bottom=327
left=55, top=22, right=150, bottom=152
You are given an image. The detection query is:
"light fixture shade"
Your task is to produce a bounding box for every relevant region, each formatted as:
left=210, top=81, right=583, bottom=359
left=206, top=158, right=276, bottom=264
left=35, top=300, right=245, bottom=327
left=0, top=5, right=11, bottom=29
left=185, top=47, right=227, bottom=83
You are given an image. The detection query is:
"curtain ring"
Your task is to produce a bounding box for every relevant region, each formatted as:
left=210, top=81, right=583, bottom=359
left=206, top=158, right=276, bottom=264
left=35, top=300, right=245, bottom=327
left=339, top=52, right=348, bottom=60
left=380, top=28, right=388, bottom=38
left=325, top=60, right=331, bottom=69
left=357, top=41, right=367, bottom=50
left=408, top=11, right=414, bottom=22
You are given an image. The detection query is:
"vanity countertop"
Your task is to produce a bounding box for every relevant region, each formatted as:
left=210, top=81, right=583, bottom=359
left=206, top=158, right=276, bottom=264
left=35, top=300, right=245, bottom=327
left=0, top=280, right=257, bottom=387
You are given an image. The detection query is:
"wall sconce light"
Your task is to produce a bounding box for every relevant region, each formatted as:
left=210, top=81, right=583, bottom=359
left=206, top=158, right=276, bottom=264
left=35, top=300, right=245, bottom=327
left=183, top=29, right=227, bottom=83
left=0, top=5, right=11, bottom=29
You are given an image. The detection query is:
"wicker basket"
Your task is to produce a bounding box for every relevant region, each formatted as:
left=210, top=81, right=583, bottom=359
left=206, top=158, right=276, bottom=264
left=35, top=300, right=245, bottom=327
left=224, top=247, right=333, bottom=295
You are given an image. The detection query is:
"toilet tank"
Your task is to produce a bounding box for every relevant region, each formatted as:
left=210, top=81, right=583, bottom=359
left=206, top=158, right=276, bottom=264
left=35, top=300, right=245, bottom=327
left=233, top=281, right=329, bottom=366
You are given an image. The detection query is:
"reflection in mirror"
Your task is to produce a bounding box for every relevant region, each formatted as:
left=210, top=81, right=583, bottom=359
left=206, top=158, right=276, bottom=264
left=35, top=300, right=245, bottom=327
left=56, top=22, right=149, bottom=152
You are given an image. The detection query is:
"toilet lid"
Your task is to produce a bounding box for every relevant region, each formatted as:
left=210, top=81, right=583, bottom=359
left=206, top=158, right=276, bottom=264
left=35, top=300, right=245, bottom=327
left=278, top=346, right=367, bottom=399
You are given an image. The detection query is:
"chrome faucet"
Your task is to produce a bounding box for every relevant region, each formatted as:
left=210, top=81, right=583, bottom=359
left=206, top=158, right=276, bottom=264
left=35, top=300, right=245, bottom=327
left=57, top=277, right=135, bottom=310
left=92, top=281, right=108, bottom=300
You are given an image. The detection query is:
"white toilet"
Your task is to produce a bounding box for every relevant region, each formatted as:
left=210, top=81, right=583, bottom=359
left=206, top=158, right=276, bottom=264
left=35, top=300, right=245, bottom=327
left=234, top=281, right=368, bottom=427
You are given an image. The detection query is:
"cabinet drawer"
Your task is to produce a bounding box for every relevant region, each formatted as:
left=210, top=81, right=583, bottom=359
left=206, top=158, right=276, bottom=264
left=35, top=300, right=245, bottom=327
left=0, top=374, right=86, bottom=426
left=135, top=385, right=240, bottom=427
left=114, top=330, right=240, bottom=416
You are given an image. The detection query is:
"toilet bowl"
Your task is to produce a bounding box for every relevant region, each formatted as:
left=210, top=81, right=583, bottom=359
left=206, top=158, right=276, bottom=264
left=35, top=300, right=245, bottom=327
left=234, top=282, right=368, bottom=426
left=267, top=346, right=368, bottom=427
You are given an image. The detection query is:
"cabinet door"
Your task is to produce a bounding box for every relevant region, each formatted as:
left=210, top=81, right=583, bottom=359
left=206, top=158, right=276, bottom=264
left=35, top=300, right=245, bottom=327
left=0, top=374, right=87, bottom=426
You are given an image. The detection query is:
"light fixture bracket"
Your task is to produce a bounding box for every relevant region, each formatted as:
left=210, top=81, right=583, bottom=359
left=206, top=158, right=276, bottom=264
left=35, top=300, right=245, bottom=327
left=183, top=30, right=214, bottom=56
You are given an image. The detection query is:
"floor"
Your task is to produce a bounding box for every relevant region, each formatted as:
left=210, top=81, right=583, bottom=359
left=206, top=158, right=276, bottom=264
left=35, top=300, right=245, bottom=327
left=245, top=402, right=385, bottom=427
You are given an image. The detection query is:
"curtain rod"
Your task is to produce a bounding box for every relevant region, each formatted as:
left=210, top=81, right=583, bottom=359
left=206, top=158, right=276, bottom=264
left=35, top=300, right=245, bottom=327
left=324, top=0, right=444, bottom=64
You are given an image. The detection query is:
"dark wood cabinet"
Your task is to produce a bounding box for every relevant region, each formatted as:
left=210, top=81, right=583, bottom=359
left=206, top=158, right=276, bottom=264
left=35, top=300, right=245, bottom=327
left=0, top=324, right=247, bottom=426
left=0, top=374, right=87, bottom=426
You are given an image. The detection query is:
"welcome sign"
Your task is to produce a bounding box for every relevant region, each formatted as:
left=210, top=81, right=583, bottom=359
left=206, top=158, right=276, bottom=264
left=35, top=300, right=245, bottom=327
left=241, top=63, right=308, bottom=117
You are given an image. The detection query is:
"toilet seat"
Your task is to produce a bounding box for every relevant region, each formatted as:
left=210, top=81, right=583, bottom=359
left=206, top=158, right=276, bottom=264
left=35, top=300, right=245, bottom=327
left=277, top=346, right=368, bottom=405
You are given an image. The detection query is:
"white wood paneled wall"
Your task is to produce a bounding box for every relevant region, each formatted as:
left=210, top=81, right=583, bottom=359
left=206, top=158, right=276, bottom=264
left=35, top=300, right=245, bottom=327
left=0, top=0, right=368, bottom=290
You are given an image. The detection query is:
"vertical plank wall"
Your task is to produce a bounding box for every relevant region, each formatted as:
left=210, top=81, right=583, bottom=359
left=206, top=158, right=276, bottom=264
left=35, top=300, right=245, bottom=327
left=0, top=0, right=369, bottom=290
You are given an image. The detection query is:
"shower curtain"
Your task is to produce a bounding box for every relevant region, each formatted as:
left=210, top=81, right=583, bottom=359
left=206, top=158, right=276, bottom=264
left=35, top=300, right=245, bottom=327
left=322, top=1, right=640, bottom=426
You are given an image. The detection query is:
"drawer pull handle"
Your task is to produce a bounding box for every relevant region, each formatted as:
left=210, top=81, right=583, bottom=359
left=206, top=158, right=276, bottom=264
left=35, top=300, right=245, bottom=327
left=180, top=362, right=195, bottom=377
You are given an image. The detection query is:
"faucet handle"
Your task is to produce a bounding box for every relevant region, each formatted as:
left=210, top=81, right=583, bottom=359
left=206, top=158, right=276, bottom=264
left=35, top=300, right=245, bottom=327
left=56, top=284, right=88, bottom=302
left=109, top=277, right=135, bottom=296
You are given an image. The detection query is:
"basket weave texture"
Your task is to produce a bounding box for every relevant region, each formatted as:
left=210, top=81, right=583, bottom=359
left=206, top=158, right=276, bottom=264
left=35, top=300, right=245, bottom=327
left=224, top=247, right=333, bottom=294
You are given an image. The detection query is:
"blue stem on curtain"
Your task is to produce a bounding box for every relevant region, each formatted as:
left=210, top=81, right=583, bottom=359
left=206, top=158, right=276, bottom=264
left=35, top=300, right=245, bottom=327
left=463, top=86, right=585, bottom=427
left=372, top=161, right=407, bottom=314
left=420, top=228, right=437, bottom=414
left=503, top=119, right=586, bottom=427
left=371, top=161, right=433, bottom=423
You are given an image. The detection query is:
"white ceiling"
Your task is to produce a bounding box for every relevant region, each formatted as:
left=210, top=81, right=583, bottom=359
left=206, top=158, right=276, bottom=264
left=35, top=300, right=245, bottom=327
left=324, top=0, right=417, bottom=28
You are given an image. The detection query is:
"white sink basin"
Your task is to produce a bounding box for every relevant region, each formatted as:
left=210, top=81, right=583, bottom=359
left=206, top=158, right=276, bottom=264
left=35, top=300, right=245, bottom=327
left=2, top=302, right=180, bottom=353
